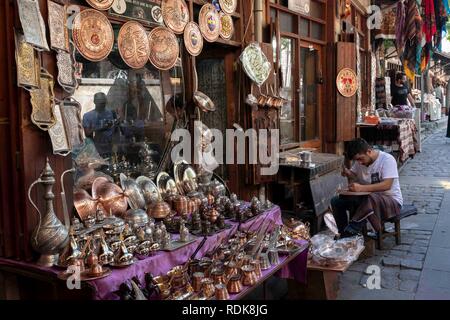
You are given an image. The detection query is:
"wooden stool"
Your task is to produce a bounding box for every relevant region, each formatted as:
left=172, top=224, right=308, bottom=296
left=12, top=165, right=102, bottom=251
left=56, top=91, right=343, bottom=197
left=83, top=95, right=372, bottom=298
left=376, top=205, right=418, bottom=250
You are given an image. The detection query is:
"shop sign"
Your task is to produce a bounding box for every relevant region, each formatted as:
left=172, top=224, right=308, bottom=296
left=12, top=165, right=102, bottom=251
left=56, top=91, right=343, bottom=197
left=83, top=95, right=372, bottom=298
left=336, top=68, right=358, bottom=98
left=288, top=0, right=311, bottom=15
left=109, top=0, right=164, bottom=26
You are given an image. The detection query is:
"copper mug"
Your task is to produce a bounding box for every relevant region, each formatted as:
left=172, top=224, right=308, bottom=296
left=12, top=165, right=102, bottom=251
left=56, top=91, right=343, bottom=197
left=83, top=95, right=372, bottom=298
left=227, top=274, right=243, bottom=294
left=224, top=261, right=238, bottom=278
left=192, top=272, right=205, bottom=292
left=201, top=278, right=215, bottom=298
left=214, top=283, right=230, bottom=300
left=241, top=265, right=258, bottom=286
left=211, top=268, right=226, bottom=285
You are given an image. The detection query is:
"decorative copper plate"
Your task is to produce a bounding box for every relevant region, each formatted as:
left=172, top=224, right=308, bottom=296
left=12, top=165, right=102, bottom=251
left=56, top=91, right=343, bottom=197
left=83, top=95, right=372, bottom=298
left=118, top=21, right=150, bottom=69
left=199, top=4, right=221, bottom=43
left=72, top=9, right=114, bottom=62
left=219, top=12, right=234, bottom=40
left=336, top=68, right=358, bottom=98
left=161, top=0, right=189, bottom=34
left=30, top=69, right=56, bottom=131
left=14, top=30, right=40, bottom=90
left=47, top=0, right=69, bottom=52
left=219, top=0, right=237, bottom=14
left=184, top=22, right=203, bottom=57
left=86, top=0, right=114, bottom=11
left=147, top=27, right=179, bottom=70
left=17, top=0, right=50, bottom=51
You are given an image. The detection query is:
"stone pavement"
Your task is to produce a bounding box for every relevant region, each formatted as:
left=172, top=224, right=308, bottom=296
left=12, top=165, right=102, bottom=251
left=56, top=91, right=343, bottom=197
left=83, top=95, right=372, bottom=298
left=337, top=125, right=450, bottom=300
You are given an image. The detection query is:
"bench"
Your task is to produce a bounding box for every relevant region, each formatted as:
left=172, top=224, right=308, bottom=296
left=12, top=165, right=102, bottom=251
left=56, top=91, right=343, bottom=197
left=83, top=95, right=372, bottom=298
left=375, top=205, right=418, bottom=250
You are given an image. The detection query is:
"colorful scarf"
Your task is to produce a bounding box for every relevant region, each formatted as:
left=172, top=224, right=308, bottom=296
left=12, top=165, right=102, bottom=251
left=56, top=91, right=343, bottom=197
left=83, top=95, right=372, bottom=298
left=403, top=0, right=424, bottom=82
left=396, top=0, right=406, bottom=57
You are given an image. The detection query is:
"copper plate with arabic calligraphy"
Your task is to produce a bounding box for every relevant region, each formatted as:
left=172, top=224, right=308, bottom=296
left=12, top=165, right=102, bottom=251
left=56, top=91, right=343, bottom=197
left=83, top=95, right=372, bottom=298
left=86, top=0, right=114, bottom=11
left=14, top=30, right=40, bottom=90
left=30, top=70, right=56, bottom=131
left=148, top=27, right=179, bottom=70
left=219, top=12, right=234, bottom=40
left=118, top=21, right=150, bottom=69
left=219, top=0, right=237, bottom=14
left=336, top=68, right=358, bottom=98
left=72, top=9, right=114, bottom=62
left=161, top=0, right=189, bottom=34
left=199, top=4, right=221, bottom=43
left=184, top=22, right=203, bottom=57
left=47, top=0, right=69, bottom=52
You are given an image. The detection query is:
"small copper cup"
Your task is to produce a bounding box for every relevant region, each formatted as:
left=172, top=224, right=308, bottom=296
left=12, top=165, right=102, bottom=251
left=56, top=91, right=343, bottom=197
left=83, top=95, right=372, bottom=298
left=192, top=272, right=205, bottom=292
left=201, top=278, right=215, bottom=298
left=224, top=261, right=238, bottom=278
left=211, top=268, right=226, bottom=285
left=214, top=283, right=230, bottom=300
left=227, top=274, right=243, bottom=294
left=241, top=265, right=258, bottom=286
left=251, top=259, right=262, bottom=278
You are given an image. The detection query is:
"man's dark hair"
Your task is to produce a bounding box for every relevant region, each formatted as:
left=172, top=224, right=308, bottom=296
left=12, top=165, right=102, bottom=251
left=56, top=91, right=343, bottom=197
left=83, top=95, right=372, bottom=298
left=345, top=138, right=372, bottom=160
left=396, top=72, right=406, bottom=82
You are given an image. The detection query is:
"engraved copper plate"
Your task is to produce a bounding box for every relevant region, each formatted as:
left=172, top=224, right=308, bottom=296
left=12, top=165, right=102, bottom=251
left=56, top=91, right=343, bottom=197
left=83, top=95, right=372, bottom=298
left=336, top=68, right=358, bottom=98
left=30, top=70, right=56, bottom=131
left=14, top=30, right=40, bottom=90
left=199, top=4, right=221, bottom=43
left=49, top=103, right=71, bottom=156
left=47, top=0, right=69, bottom=52
left=219, top=12, right=234, bottom=40
left=86, top=0, right=114, bottom=11
left=72, top=9, right=114, bottom=62
left=57, top=51, right=77, bottom=91
left=184, top=22, right=203, bottom=57
left=118, top=21, right=150, bottom=69
left=219, top=0, right=237, bottom=14
left=17, top=0, right=50, bottom=51
left=60, top=98, right=84, bottom=149
left=161, top=0, right=189, bottom=34
left=147, top=27, right=179, bottom=70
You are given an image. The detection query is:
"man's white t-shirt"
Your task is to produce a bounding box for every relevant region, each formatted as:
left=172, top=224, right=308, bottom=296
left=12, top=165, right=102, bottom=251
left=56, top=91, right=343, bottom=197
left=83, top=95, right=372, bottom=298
left=351, top=151, right=403, bottom=206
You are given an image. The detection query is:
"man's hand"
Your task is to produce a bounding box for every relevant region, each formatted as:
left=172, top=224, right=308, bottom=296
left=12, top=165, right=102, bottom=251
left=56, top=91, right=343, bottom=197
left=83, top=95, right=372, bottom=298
left=342, top=167, right=354, bottom=178
left=348, top=183, right=365, bottom=192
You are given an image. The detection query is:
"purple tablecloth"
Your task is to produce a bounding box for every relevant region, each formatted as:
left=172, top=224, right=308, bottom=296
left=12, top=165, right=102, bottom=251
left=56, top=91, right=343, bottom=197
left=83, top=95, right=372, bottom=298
left=0, top=205, right=309, bottom=300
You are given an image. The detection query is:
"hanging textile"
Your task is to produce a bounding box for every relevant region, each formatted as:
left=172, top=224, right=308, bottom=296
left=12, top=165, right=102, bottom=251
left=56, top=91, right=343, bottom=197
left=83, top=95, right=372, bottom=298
left=375, top=4, right=397, bottom=40
left=403, top=0, right=424, bottom=82
left=444, top=0, right=450, bottom=14
left=396, top=0, right=407, bottom=57
left=423, top=0, right=437, bottom=43
left=434, top=0, right=448, bottom=50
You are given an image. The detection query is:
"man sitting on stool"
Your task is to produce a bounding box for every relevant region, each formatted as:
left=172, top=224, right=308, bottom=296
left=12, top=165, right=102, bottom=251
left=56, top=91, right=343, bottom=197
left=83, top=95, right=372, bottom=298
left=331, top=139, right=403, bottom=238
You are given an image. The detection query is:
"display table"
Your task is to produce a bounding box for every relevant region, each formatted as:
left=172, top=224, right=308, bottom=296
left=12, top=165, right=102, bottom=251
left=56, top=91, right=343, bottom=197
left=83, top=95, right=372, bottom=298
left=0, top=206, right=309, bottom=300
left=358, top=119, right=418, bottom=163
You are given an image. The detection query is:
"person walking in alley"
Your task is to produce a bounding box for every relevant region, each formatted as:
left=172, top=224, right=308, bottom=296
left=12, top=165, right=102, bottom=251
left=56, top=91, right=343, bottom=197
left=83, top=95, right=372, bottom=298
left=331, top=139, right=403, bottom=238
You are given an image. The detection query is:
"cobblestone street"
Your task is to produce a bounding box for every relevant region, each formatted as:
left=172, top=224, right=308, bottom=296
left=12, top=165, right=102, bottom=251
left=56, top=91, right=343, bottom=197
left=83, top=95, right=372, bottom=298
left=338, top=126, right=450, bottom=300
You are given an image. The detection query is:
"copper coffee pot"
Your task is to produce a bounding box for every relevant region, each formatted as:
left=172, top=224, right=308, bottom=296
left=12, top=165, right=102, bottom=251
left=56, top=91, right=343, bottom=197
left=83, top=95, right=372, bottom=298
left=241, top=265, right=258, bottom=286
left=227, top=274, right=243, bottom=294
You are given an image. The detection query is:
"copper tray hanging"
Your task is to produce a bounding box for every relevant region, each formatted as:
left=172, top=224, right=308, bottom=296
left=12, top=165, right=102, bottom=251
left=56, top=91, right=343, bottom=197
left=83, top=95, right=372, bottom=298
left=219, top=0, right=237, bottom=14
left=161, top=0, right=190, bottom=34
left=17, top=0, right=50, bottom=51
left=72, top=9, right=114, bottom=62
left=48, top=103, right=71, bottom=156
left=184, top=22, right=203, bottom=57
left=86, top=0, right=114, bottom=11
left=30, top=69, right=56, bottom=131
left=118, top=21, right=150, bottom=69
left=14, top=30, right=40, bottom=90
left=147, top=27, right=179, bottom=70
left=219, top=12, right=234, bottom=41
left=60, top=97, right=84, bottom=149
left=199, top=4, right=221, bottom=43
left=47, top=0, right=69, bottom=52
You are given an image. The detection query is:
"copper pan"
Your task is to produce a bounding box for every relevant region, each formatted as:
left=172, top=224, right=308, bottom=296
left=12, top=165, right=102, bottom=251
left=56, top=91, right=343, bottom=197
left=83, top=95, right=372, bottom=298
left=92, top=177, right=128, bottom=217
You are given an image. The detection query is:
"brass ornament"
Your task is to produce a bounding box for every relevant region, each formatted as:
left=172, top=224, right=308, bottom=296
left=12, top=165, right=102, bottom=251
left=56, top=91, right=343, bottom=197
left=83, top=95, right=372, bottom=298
left=30, top=69, right=57, bottom=131
left=17, top=0, right=50, bottom=51
left=118, top=21, right=150, bottom=69
left=219, top=0, right=237, bottom=14
left=72, top=9, right=114, bottom=62
left=147, top=27, right=180, bottom=71
left=48, top=103, right=71, bottom=156
left=161, top=0, right=190, bottom=34
left=183, top=22, right=203, bottom=57
left=219, top=12, right=234, bottom=40
left=60, top=97, right=84, bottom=149
left=86, top=0, right=114, bottom=11
left=199, top=4, right=221, bottom=43
left=47, top=0, right=69, bottom=52
left=14, top=30, right=40, bottom=90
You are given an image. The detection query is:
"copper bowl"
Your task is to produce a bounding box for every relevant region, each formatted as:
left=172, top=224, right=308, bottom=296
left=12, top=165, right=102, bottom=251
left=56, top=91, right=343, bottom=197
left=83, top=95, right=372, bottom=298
left=74, top=188, right=99, bottom=221
left=92, top=177, right=128, bottom=217
left=148, top=200, right=171, bottom=219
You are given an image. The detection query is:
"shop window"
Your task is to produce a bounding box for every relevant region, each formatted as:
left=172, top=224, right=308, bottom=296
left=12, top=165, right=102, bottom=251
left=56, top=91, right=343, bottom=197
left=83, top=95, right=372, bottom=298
left=309, top=1, right=325, bottom=20
left=300, top=47, right=319, bottom=141
left=311, top=22, right=324, bottom=41
left=280, top=37, right=296, bottom=145
left=72, top=53, right=184, bottom=183
left=300, top=18, right=309, bottom=37
left=280, top=12, right=295, bottom=33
